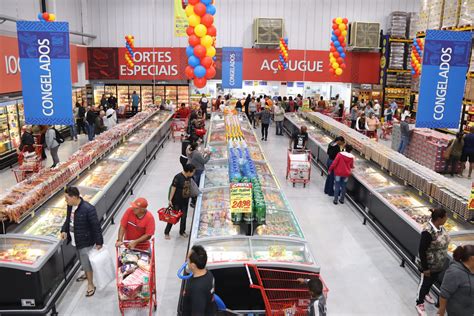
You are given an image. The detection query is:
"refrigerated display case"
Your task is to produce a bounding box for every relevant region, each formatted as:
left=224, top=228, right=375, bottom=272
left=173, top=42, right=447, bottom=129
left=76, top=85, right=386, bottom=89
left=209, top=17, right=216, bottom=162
left=141, top=86, right=154, bottom=108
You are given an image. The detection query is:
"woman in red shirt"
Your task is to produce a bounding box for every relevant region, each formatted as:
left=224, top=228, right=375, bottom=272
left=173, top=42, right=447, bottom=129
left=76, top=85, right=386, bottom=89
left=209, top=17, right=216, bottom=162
left=328, top=145, right=354, bottom=205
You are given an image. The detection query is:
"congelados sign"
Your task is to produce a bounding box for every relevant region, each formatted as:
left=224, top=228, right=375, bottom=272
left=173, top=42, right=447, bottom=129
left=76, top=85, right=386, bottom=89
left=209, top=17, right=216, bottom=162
left=118, top=47, right=186, bottom=80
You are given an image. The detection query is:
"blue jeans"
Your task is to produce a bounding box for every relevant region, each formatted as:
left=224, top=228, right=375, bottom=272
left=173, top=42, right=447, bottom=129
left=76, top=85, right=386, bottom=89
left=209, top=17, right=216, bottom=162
left=86, top=122, right=95, bottom=141
left=69, top=124, right=77, bottom=140
left=398, top=136, right=409, bottom=154
left=275, top=121, right=283, bottom=135
left=324, top=159, right=335, bottom=196
left=334, top=176, right=348, bottom=202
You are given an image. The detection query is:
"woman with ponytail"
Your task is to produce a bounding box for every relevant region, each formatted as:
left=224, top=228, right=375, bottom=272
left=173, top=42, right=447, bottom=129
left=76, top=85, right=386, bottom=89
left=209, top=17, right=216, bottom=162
left=438, top=244, right=474, bottom=316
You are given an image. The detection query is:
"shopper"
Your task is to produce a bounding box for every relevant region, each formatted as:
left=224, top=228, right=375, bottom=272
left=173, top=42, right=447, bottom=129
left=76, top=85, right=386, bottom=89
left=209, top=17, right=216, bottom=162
left=175, top=103, right=191, bottom=119
left=85, top=106, right=97, bottom=141
left=355, top=113, right=367, bottom=134
left=461, top=126, right=474, bottom=178
left=297, top=277, right=327, bottom=316
left=105, top=105, right=117, bottom=130
left=350, top=105, right=358, bottom=129
left=188, top=142, right=211, bottom=194
left=397, top=116, right=411, bottom=154
left=248, top=97, right=257, bottom=128
left=416, top=208, right=450, bottom=316
left=390, top=100, right=398, bottom=118
left=131, top=91, right=140, bottom=114
left=235, top=98, right=243, bottom=113
left=364, top=102, right=374, bottom=117
left=384, top=106, right=393, bottom=123
left=182, top=245, right=217, bottom=315
left=318, top=96, right=326, bottom=110
left=100, top=94, right=108, bottom=110
left=329, top=144, right=354, bottom=205
left=19, top=125, right=35, bottom=153
left=75, top=102, right=86, bottom=135
left=443, top=132, right=463, bottom=177
left=289, top=126, right=309, bottom=150
left=45, top=125, right=61, bottom=168
left=288, top=96, right=296, bottom=112
left=258, top=106, right=272, bottom=141
left=200, top=93, right=209, bottom=118
left=359, top=98, right=366, bottom=111
left=180, top=135, right=196, bottom=169
left=373, top=100, right=381, bottom=118
left=95, top=111, right=106, bottom=135
left=273, top=102, right=285, bottom=136
left=108, top=94, right=117, bottom=109
left=60, top=186, right=103, bottom=297
left=438, top=245, right=474, bottom=316
left=324, top=136, right=345, bottom=196
left=116, top=197, right=155, bottom=250
left=70, top=105, right=78, bottom=141
left=165, top=164, right=196, bottom=240
left=213, top=96, right=221, bottom=112
left=365, top=112, right=379, bottom=139
left=39, top=125, right=48, bottom=160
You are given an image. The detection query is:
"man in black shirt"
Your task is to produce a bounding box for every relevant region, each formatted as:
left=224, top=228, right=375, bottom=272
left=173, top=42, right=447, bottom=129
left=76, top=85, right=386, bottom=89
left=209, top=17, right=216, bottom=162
left=182, top=245, right=217, bottom=316
left=108, top=94, right=117, bottom=109
left=289, top=125, right=309, bottom=150
left=85, top=106, right=98, bottom=141
left=324, top=136, right=345, bottom=196
left=165, top=164, right=196, bottom=240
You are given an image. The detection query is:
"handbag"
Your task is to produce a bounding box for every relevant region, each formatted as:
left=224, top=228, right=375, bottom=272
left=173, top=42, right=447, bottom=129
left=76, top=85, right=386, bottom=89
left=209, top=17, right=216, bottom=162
left=190, top=178, right=201, bottom=198
left=158, top=207, right=183, bottom=225
left=195, top=128, right=206, bottom=137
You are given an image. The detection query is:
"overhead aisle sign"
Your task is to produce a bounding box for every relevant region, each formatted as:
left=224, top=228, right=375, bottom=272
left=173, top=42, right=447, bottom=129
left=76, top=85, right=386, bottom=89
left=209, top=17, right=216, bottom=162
left=16, top=21, right=73, bottom=125
left=416, top=30, right=471, bottom=128
left=222, top=47, right=243, bottom=89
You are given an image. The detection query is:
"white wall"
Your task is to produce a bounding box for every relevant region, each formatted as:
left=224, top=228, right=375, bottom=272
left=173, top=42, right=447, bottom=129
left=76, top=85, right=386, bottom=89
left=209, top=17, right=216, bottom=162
left=1, top=0, right=420, bottom=48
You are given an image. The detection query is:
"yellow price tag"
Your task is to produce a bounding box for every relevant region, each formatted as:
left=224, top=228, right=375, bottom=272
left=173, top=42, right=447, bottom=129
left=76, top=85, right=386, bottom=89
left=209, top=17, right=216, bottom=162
left=230, top=183, right=253, bottom=214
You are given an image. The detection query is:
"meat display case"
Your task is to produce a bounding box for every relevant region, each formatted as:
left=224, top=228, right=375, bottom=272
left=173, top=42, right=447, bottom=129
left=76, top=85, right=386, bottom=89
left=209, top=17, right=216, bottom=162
left=185, top=113, right=319, bottom=313
left=284, top=112, right=474, bottom=261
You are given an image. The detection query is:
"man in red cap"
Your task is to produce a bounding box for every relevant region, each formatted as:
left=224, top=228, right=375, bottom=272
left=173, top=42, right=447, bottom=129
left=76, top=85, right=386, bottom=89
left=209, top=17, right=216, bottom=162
left=116, top=197, right=155, bottom=250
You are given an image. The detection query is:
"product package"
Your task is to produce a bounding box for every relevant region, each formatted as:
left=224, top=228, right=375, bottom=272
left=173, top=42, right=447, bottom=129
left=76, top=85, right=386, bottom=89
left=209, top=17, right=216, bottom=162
left=458, top=0, right=474, bottom=26
left=442, top=0, right=461, bottom=28
left=387, top=11, right=409, bottom=38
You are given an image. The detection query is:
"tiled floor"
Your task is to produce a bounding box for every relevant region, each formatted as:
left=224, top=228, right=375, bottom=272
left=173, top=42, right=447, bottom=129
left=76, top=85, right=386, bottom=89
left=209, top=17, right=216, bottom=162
left=39, top=127, right=435, bottom=315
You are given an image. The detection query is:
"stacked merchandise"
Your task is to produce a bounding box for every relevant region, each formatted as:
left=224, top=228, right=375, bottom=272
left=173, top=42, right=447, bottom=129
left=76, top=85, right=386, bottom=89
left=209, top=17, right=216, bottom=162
left=417, top=0, right=430, bottom=33
left=387, top=12, right=409, bottom=38
left=442, top=0, right=461, bottom=28
left=470, top=53, right=474, bottom=72
left=388, top=43, right=406, bottom=69
left=302, top=112, right=471, bottom=220
left=427, top=0, right=445, bottom=29
left=408, top=12, right=419, bottom=38
left=117, top=249, right=152, bottom=300
left=458, top=0, right=474, bottom=26
left=0, top=109, right=162, bottom=223
left=386, top=72, right=412, bottom=87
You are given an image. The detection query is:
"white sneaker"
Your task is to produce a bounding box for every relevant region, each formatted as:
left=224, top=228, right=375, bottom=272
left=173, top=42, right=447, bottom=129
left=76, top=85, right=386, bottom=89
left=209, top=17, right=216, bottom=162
left=425, top=294, right=436, bottom=305
left=416, top=304, right=427, bottom=316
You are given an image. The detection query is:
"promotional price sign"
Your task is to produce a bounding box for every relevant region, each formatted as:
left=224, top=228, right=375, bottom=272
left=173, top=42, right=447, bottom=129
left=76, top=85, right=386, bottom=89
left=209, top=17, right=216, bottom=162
left=230, top=183, right=252, bottom=214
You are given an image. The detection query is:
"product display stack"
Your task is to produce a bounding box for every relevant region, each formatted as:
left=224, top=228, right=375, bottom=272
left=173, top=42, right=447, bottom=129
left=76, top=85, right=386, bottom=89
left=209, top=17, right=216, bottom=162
left=386, top=11, right=409, bottom=38
left=459, top=0, right=474, bottom=26
left=442, top=0, right=461, bottom=28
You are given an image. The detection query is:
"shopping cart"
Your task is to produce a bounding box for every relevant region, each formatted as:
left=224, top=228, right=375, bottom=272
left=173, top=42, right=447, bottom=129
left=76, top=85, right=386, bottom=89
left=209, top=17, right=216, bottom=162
left=116, top=238, right=157, bottom=316
left=380, top=122, right=393, bottom=140
left=13, top=145, right=44, bottom=182
left=245, top=264, right=329, bottom=316
left=171, top=117, right=189, bottom=142
left=286, top=149, right=311, bottom=187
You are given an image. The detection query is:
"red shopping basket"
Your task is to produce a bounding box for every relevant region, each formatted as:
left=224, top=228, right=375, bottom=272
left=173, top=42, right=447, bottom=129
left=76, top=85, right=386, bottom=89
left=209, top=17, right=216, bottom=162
left=158, top=207, right=183, bottom=225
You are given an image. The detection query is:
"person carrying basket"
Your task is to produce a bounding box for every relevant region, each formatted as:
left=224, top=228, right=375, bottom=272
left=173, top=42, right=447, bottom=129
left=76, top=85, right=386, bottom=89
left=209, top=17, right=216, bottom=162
left=116, top=198, right=155, bottom=251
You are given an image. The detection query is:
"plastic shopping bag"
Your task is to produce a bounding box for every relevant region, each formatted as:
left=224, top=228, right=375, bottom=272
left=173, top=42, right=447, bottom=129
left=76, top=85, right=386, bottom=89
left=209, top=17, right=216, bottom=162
left=88, top=247, right=115, bottom=290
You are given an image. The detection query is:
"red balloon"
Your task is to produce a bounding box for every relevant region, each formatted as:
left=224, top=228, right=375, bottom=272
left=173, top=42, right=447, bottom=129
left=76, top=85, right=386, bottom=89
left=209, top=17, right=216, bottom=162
left=337, top=57, right=344, bottom=64
left=332, top=18, right=336, bottom=24
left=201, top=14, right=214, bottom=27
left=186, top=26, right=195, bottom=36
left=188, top=35, right=200, bottom=46
left=194, top=44, right=207, bottom=58
left=188, top=0, right=199, bottom=4
left=205, top=66, right=216, bottom=79
left=330, top=47, right=336, bottom=52
left=333, top=51, right=339, bottom=58
left=334, top=29, right=341, bottom=36
left=194, top=3, right=207, bottom=16
left=342, top=18, right=349, bottom=24
left=341, top=42, right=346, bottom=47
left=207, top=25, right=217, bottom=36
left=185, top=66, right=194, bottom=79
left=340, top=63, right=346, bottom=69
left=194, top=77, right=207, bottom=88
left=329, top=68, right=335, bottom=74
left=332, top=24, right=338, bottom=30
left=201, top=56, right=213, bottom=68
left=42, top=12, right=50, bottom=20
left=338, top=36, right=345, bottom=42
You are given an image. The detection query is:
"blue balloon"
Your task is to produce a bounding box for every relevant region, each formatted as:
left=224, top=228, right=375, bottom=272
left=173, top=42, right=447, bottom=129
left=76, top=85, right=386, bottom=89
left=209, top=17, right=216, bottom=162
left=334, top=40, right=340, bottom=47
left=186, top=46, right=194, bottom=57
left=202, top=0, right=212, bottom=5
left=206, top=4, right=216, bottom=15
left=340, top=53, right=346, bottom=58
left=212, top=56, right=217, bottom=61
left=188, top=56, right=200, bottom=67
left=331, top=35, right=337, bottom=42
left=38, top=13, right=44, bottom=21
left=337, top=47, right=344, bottom=53
left=194, top=65, right=206, bottom=78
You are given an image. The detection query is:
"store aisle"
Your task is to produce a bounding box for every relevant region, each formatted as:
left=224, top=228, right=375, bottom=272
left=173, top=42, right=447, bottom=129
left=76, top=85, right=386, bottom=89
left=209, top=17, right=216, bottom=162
left=56, top=137, right=190, bottom=316
left=258, top=130, right=436, bottom=316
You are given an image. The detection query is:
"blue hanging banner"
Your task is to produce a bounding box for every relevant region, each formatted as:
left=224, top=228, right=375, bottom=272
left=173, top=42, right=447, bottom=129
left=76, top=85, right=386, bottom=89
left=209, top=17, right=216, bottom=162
left=222, top=47, right=243, bottom=89
left=416, top=30, right=471, bottom=128
left=16, top=21, right=73, bottom=125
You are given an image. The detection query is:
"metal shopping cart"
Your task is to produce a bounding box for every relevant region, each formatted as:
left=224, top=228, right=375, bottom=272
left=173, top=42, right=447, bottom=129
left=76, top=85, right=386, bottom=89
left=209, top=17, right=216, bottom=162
left=116, top=238, right=157, bottom=316
left=13, top=145, right=44, bottom=183
left=171, top=117, right=189, bottom=142
left=286, top=149, right=311, bottom=187
left=245, top=264, right=329, bottom=316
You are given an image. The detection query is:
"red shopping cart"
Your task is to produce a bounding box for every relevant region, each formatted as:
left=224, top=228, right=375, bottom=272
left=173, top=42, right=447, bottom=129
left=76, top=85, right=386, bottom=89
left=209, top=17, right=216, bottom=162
left=116, top=238, right=157, bottom=316
left=286, top=149, right=311, bottom=187
left=245, top=264, right=329, bottom=316
left=13, top=145, right=44, bottom=182
left=171, top=117, right=189, bottom=142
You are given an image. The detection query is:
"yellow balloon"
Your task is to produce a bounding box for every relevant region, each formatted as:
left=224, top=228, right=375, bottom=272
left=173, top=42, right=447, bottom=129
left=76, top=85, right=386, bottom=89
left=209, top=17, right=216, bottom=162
left=335, top=68, right=343, bottom=75
left=185, top=5, right=194, bottom=17
left=342, top=30, right=347, bottom=37
left=49, top=13, right=56, bottom=21
left=335, top=17, right=343, bottom=24
left=201, top=35, right=213, bottom=47
left=188, top=14, right=201, bottom=27
left=194, top=24, right=207, bottom=37
left=329, top=53, right=334, bottom=58
left=332, top=62, right=339, bottom=69
left=338, top=23, right=346, bottom=31
left=330, top=58, right=336, bottom=64
left=206, top=46, right=216, bottom=57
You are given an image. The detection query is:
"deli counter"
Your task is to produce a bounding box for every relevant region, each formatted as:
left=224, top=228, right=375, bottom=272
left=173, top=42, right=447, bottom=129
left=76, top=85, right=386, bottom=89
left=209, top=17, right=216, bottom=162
left=0, top=111, right=172, bottom=314
left=284, top=112, right=474, bottom=261
left=186, top=114, right=319, bottom=312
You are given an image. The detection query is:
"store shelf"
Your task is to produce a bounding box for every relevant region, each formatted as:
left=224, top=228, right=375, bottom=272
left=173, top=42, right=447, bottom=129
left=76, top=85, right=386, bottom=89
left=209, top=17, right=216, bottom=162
left=387, top=69, right=412, bottom=73
left=388, top=38, right=413, bottom=43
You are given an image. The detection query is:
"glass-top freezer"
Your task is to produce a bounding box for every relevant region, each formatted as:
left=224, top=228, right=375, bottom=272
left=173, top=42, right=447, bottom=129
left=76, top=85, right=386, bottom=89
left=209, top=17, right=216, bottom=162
left=209, top=144, right=228, bottom=161
left=255, top=209, right=303, bottom=238
left=203, top=162, right=229, bottom=188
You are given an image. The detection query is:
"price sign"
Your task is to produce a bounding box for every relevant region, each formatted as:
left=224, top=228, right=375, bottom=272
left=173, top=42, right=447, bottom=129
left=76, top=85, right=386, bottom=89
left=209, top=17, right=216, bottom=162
left=468, top=182, right=474, bottom=212
left=230, top=183, right=252, bottom=214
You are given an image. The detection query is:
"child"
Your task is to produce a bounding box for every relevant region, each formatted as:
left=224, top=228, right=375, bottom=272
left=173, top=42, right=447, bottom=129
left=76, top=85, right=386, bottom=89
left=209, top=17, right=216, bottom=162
left=297, top=277, right=327, bottom=316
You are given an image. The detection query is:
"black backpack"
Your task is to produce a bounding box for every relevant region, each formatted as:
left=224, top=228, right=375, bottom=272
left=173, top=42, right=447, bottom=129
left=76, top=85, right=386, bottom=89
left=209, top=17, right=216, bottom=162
left=53, top=128, right=65, bottom=144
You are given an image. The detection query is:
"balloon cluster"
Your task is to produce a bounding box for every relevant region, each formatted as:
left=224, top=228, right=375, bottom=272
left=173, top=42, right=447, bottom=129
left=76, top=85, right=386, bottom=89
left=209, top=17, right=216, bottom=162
left=124, top=35, right=135, bottom=68
left=278, top=38, right=289, bottom=71
left=329, top=17, right=348, bottom=76
left=411, top=38, right=424, bottom=78
left=37, top=12, right=56, bottom=22
left=184, top=0, right=217, bottom=89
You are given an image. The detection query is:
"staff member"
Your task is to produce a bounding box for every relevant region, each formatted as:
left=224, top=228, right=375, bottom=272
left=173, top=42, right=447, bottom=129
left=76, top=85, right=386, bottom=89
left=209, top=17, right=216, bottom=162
left=61, top=186, right=103, bottom=297
left=116, top=198, right=155, bottom=250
